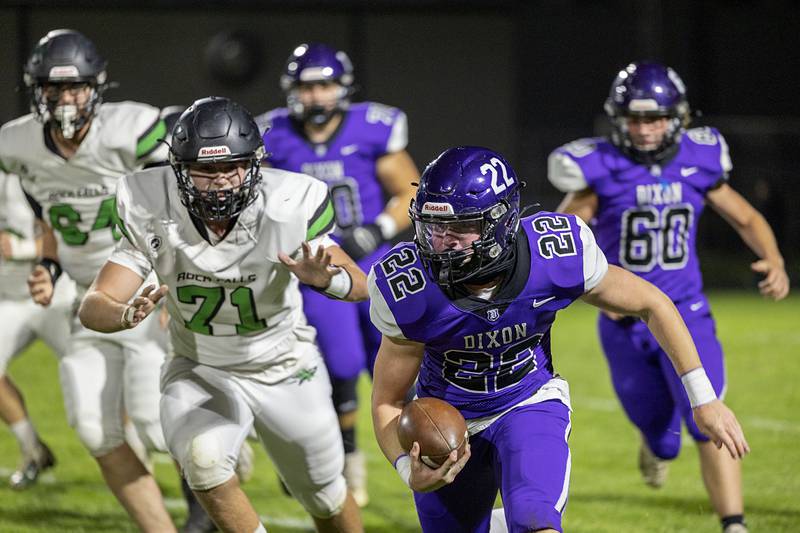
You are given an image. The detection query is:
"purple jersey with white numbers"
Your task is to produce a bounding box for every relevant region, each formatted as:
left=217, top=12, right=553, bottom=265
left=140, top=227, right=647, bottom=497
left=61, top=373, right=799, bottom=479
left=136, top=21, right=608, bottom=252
left=372, top=212, right=587, bottom=419
left=259, top=102, right=406, bottom=233
left=551, top=127, right=730, bottom=302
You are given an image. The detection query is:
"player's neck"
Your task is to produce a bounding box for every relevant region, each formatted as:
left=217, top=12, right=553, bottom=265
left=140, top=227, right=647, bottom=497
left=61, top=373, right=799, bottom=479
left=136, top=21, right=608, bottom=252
left=49, top=121, right=91, bottom=158
left=303, top=113, right=342, bottom=144
left=463, top=275, right=504, bottom=299
left=206, top=220, right=230, bottom=238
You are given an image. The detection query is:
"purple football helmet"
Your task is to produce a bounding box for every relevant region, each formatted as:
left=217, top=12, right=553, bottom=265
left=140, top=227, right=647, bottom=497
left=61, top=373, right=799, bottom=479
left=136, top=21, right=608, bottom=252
left=280, top=42, right=354, bottom=126
left=410, top=146, right=522, bottom=290
left=604, top=61, right=691, bottom=164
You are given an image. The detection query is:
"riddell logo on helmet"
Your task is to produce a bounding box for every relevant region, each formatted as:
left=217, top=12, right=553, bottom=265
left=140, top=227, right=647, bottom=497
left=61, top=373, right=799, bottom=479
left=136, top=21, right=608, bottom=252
left=198, top=146, right=232, bottom=158
left=422, top=202, right=454, bottom=215
left=48, top=65, right=80, bottom=78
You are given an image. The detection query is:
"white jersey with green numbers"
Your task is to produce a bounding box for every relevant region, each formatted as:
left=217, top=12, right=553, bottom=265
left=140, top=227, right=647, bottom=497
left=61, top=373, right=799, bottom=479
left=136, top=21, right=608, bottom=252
left=108, top=165, right=337, bottom=373
left=0, top=102, right=168, bottom=288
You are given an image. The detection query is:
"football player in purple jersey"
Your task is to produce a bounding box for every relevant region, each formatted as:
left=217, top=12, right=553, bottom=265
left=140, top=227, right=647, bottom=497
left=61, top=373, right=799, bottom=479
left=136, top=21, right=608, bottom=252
left=370, top=146, right=749, bottom=533
left=257, top=42, right=419, bottom=506
left=549, top=61, right=789, bottom=533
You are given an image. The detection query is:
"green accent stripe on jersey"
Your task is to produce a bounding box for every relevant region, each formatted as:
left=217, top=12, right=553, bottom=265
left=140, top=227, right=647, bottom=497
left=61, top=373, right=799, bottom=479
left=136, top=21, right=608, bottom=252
left=136, top=118, right=167, bottom=159
left=306, top=196, right=335, bottom=241
left=111, top=197, right=133, bottom=243
left=0, top=158, right=8, bottom=173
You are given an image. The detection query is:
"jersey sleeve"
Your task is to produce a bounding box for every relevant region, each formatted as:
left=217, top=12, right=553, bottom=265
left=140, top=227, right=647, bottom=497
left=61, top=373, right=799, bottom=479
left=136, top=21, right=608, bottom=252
left=110, top=103, right=169, bottom=170
left=716, top=130, right=732, bottom=177
left=385, top=110, right=409, bottom=153
left=547, top=149, right=590, bottom=192
left=107, top=234, right=152, bottom=280
left=107, top=176, right=152, bottom=279
left=367, top=266, right=407, bottom=339
left=305, top=180, right=336, bottom=242
left=576, top=217, right=608, bottom=291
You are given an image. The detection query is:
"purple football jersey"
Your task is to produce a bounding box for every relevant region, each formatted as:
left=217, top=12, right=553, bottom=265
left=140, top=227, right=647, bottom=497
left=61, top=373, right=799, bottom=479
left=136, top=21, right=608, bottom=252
left=371, top=212, right=588, bottom=419
left=259, top=102, right=407, bottom=232
left=551, top=127, right=731, bottom=302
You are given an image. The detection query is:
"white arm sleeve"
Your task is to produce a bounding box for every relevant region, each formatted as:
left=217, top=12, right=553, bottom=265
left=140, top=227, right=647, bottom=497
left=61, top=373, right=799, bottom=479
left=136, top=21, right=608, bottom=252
left=576, top=217, right=608, bottom=291
left=367, top=267, right=407, bottom=339
left=547, top=151, right=589, bottom=192
left=108, top=237, right=152, bottom=280
left=385, top=111, right=409, bottom=153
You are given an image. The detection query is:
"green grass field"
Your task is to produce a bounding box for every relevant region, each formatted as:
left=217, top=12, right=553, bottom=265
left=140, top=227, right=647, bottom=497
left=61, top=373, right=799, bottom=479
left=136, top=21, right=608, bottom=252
left=1, top=292, right=798, bottom=532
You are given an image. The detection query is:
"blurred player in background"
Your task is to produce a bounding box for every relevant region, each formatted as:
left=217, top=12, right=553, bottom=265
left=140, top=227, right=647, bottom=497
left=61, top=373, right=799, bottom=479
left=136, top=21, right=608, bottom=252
left=80, top=96, right=365, bottom=533
left=0, top=29, right=182, bottom=532
left=0, top=170, right=75, bottom=489
left=258, top=42, right=419, bottom=506
left=548, top=61, right=789, bottom=533
left=370, top=146, right=749, bottom=533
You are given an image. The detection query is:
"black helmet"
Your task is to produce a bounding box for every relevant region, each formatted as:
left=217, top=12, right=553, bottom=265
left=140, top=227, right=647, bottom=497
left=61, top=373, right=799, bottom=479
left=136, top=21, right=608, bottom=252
left=170, top=96, right=266, bottom=222
left=24, top=29, right=108, bottom=138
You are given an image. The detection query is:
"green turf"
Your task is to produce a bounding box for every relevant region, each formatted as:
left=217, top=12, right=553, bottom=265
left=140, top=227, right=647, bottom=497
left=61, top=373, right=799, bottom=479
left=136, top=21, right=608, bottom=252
left=1, top=292, right=797, bottom=532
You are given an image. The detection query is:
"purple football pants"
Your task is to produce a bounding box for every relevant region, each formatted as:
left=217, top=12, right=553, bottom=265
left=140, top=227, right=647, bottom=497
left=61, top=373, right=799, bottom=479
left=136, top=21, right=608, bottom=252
left=413, top=399, right=571, bottom=533
left=598, top=296, right=726, bottom=459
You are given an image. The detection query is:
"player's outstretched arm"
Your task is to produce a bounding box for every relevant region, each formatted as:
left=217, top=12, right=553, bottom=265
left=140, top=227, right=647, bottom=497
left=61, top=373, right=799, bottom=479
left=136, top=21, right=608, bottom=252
left=79, top=261, right=165, bottom=333
left=581, top=265, right=750, bottom=460
left=371, top=335, right=471, bottom=493
left=278, top=242, right=368, bottom=301
left=556, top=188, right=599, bottom=224
left=706, top=183, right=789, bottom=300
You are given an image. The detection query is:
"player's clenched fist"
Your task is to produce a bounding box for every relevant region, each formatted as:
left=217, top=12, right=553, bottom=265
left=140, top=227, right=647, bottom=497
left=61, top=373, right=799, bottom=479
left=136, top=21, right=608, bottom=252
left=120, top=284, right=169, bottom=329
left=28, top=265, right=55, bottom=306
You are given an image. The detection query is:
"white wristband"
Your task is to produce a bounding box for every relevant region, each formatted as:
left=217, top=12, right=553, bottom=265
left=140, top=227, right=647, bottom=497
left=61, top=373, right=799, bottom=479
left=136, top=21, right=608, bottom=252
left=375, top=213, right=399, bottom=240
left=394, top=454, right=412, bottom=488
left=8, top=234, right=37, bottom=261
left=323, top=269, right=352, bottom=299
left=120, top=305, right=136, bottom=329
left=681, top=367, right=717, bottom=408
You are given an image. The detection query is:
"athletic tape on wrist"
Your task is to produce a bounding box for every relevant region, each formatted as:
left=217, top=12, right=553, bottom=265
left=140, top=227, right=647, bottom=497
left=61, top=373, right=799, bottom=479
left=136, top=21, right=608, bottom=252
left=681, top=367, right=717, bottom=408
left=375, top=213, right=399, bottom=240
left=120, top=306, right=136, bottom=329
left=323, top=268, right=352, bottom=299
left=8, top=235, right=37, bottom=260
left=394, top=453, right=412, bottom=488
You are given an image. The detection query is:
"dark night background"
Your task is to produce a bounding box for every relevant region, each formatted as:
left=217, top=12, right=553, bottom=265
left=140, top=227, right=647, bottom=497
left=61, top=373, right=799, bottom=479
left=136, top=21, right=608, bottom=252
left=1, top=0, right=797, bottom=287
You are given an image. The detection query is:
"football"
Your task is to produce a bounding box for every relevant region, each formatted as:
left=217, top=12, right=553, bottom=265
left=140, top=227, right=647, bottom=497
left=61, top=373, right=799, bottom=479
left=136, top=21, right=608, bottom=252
left=397, top=397, right=468, bottom=468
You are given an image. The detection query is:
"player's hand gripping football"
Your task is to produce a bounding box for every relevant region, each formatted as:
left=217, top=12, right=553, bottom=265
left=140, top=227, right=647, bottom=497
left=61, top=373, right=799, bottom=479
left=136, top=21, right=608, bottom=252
left=121, top=284, right=169, bottom=329
left=278, top=242, right=341, bottom=290
left=28, top=265, right=55, bottom=306
left=692, top=399, right=750, bottom=460
left=407, top=440, right=472, bottom=493
left=751, top=259, right=790, bottom=300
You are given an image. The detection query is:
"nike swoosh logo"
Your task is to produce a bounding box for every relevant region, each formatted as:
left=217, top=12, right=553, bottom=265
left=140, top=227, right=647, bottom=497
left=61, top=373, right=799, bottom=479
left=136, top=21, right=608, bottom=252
left=690, top=301, right=704, bottom=311
left=680, top=166, right=699, bottom=177
left=340, top=144, right=359, bottom=156
left=532, top=296, right=556, bottom=308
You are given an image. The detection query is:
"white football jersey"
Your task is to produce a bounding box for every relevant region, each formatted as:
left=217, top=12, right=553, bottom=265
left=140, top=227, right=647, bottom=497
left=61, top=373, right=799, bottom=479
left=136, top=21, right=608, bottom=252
left=108, top=165, right=336, bottom=372
left=0, top=171, right=38, bottom=299
left=0, top=102, right=168, bottom=287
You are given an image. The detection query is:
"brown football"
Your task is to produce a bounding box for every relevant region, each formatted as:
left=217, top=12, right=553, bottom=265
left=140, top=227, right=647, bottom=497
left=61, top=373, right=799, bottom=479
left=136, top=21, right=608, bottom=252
left=397, top=397, right=468, bottom=468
